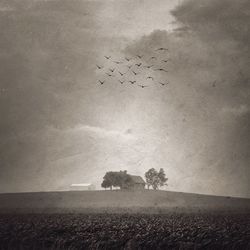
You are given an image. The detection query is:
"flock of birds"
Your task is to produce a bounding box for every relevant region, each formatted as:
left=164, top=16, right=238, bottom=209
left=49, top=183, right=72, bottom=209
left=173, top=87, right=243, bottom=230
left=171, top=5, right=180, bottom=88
left=96, top=48, right=171, bottom=89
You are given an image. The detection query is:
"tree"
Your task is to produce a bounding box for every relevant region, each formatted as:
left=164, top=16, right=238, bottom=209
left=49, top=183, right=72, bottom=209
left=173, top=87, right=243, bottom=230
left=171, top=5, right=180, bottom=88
left=145, top=168, right=168, bottom=190
left=101, top=172, right=114, bottom=190
left=101, top=179, right=111, bottom=190
left=114, top=170, right=133, bottom=189
left=101, top=170, right=132, bottom=190
left=145, top=168, right=158, bottom=190
left=158, top=168, right=168, bottom=188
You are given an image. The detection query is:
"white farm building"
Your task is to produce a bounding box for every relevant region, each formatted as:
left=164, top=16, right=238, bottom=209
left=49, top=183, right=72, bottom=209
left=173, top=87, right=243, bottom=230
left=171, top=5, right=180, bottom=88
left=70, top=183, right=95, bottom=191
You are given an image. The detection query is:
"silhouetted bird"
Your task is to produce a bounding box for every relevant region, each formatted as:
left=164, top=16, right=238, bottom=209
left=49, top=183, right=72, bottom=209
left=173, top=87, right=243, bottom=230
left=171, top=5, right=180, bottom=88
left=127, top=65, right=133, bottom=69
left=125, top=57, right=132, bottom=61
left=119, top=80, right=125, bottom=84
left=162, top=60, right=169, bottom=63
left=109, top=68, right=115, bottom=72
left=118, top=71, right=125, bottom=76
left=98, top=80, right=105, bottom=85
left=147, top=76, right=154, bottom=80
left=132, top=70, right=139, bottom=75
left=96, top=65, right=103, bottom=69
left=158, top=82, right=168, bottom=86
left=106, top=73, right=113, bottom=77
left=104, top=56, right=111, bottom=59
left=138, top=84, right=148, bottom=88
left=150, top=57, right=157, bottom=60
left=129, top=80, right=136, bottom=84
left=113, top=61, right=123, bottom=64
left=144, top=65, right=154, bottom=69
left=154, top=68, right=168, bottom=72
left=135, top=63, right=142, bottom=67
left=136, top=55, right=143, bottom=59
left=156, top=48, right=168, bottom=51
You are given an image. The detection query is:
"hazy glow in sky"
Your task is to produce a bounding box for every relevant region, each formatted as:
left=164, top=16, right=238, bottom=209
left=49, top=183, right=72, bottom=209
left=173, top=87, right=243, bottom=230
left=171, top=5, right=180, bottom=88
left=0, top=0, right=249, bottom=197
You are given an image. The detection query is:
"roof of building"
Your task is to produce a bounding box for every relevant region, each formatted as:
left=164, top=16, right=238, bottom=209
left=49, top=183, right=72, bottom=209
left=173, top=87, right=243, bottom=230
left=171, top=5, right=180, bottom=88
left=129, top=175, right=146, bottom=184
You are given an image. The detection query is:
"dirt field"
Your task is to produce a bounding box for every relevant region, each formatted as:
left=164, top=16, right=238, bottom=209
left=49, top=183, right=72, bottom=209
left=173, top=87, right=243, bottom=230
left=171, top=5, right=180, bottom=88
left=0, top=213, right=249, bottom=249
left=0, top=191, right=249, bottom=249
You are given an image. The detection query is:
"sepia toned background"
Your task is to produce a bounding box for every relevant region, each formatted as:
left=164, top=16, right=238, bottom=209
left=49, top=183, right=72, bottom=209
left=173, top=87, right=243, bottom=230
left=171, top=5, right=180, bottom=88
left=0, top=0, right=249, bottom=197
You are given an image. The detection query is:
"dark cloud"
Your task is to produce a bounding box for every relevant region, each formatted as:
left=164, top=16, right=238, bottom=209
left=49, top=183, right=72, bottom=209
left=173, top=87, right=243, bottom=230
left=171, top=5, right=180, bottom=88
left=172, top=0, right=250, bottom=46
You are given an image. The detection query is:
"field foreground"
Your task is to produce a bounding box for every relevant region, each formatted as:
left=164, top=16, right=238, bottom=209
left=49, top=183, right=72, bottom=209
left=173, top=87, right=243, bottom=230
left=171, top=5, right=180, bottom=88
left=1, top=190, right=249, bottom=249
left=0, top=213, right=249, bottom=250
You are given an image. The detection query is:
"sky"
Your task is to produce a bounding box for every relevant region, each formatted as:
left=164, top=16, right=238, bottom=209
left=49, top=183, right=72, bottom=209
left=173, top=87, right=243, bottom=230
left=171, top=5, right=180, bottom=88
left=0, top=0, right=249, bottom=197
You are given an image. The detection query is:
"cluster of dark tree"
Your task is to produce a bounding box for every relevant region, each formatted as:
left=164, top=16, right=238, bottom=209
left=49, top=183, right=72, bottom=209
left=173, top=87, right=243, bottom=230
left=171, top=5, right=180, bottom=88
left=101, top=168, right=168, bottom=190
left=101, top=171, right=133, bottom=190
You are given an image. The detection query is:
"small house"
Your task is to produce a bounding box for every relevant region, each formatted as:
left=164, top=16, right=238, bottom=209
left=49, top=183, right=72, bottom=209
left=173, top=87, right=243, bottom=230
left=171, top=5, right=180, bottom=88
left=127, top=175, right=146, bottom=190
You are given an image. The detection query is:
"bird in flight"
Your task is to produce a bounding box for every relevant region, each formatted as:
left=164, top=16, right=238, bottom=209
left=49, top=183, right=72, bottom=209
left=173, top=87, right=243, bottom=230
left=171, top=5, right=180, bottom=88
left=127, top=65, right=133, bottom=69
left=129, top=80, right=136, bottom=84
left=136, top=55, right=143, bottom=59
left=132, top=70, right=139, bottom=75
left=162, top=60, right=169, bottom=63
left=135, top=63, right=142, bottom=67
left=158, top=82, right=168, bottom=86
left=109, top=68, right=115, bottom=72
left=96, top=65, right=103, bottom=69
left=125, top=57, right=132, bottom=61
left=113, top=61, right=123, bottom=64
left=118, top=71, right=125, bottom=76
left=98, top=80, right=105, bottom=85
left=150, top=56, right=157, bottom=60
left=119, top=80, right=125, bottom=84
left=104, top=56, right=111, bottom=59
left=138, top=84, right=148, bottom=88
left=144, top=65, right=154, bottom=69
left=154, top=68, right=168, bottom=72
left=147, top=76, right=154, bottom=80
left=156, top=48, right=168, bottom=51
left=106, top=73, right=113, bottom=77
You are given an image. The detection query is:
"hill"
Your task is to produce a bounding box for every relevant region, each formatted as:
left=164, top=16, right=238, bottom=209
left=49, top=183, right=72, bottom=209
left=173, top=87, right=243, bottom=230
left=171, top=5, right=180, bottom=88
left=0, top=190, right=249, bottom=214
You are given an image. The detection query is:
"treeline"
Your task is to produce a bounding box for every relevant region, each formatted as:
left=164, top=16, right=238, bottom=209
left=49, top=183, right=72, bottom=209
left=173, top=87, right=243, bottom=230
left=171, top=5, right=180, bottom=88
left=101, top=168, right=168, bottom=190
left=101, top=171, right=132, bottom=190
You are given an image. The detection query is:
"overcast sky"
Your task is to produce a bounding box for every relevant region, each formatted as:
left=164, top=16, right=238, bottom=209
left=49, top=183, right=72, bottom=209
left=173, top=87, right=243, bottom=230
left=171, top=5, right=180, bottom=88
left=0, top=0, right=249, bottom=197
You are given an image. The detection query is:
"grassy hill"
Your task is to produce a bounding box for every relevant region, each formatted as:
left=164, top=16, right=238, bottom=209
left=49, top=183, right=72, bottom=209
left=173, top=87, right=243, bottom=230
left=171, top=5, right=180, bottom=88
left=0, top=190, right=249, bottom=214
